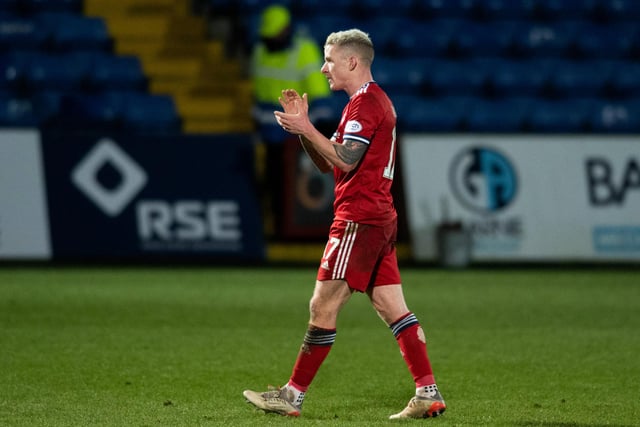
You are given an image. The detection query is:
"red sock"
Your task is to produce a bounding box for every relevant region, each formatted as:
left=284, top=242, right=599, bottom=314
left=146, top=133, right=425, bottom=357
left=289, top=326, right=336, bottom=391
left=390, top=313, right=435, bottom=387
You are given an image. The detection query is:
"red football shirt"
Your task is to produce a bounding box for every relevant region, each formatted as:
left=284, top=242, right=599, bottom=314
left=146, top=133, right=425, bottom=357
left=331, top=82, right=398, bottom=226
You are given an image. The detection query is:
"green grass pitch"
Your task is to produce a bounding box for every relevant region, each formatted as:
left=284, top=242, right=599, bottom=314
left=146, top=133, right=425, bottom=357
left=1, top=266, right=638, bottom=426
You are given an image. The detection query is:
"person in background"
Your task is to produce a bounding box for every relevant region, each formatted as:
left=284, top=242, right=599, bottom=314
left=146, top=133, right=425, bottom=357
left=243, top=28, right=447, bottom=420
left=250, top=4, right=332, bottom=238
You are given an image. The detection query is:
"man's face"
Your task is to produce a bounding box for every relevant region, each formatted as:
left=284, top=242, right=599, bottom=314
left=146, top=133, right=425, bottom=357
left=321, top=44, right=350, bottom=92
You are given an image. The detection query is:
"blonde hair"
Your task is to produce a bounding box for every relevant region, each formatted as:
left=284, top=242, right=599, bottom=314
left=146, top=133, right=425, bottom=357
left=325, top=28, right=374, bottom=65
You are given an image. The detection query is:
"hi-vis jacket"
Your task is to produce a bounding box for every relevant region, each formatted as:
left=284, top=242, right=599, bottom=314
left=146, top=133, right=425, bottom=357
left=251, top=33, right=331, bottom=133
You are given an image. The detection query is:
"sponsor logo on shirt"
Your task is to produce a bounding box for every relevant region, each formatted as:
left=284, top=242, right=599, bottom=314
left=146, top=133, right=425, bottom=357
left=345, top=120, right=363, bottom=133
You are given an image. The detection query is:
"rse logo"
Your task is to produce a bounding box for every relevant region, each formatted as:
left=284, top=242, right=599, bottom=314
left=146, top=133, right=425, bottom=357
left=137, top=200, right=241, bottom=242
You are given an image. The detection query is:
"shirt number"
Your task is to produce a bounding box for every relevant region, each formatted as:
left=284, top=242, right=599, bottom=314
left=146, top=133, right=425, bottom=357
left=383, top=127, right=397, bottom=180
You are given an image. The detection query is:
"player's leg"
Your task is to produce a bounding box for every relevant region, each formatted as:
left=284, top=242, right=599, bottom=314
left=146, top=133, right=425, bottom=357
left=365, top=224, right=446, bottom=419
left=244, top=221, right=376, bottom=416
left=286, top=279, right=352, bottom=398
left=368, top=283, right=446, bottom=419
left=243, top=279, right=351, bottom=416
left=244, top=221, right=359, bottom=416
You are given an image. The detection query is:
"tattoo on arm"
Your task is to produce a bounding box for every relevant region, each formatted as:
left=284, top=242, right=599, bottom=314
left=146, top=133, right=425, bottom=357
left=335, top=139, right=368, bottom=165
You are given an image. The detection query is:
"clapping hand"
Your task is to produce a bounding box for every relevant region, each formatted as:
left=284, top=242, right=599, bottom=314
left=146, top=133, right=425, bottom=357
left=275, top=89, right=311, bottom=135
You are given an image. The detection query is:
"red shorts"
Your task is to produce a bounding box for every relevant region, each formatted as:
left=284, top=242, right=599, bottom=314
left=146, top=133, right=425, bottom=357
left=316, top=220, right=401, bottom=292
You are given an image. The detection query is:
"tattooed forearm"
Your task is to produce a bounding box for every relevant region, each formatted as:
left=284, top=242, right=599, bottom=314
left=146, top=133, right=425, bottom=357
left=335, top=139, right=368, bottom=165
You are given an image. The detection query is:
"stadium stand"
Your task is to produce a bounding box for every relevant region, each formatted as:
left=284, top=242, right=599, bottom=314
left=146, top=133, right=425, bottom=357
left=0, top=0, right=638, bottom=134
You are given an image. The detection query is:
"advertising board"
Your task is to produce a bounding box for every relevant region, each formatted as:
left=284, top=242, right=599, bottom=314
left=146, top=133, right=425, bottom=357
left=0, top=130, right=51, bottom=259
left=402, top=134, right=640, bottom=262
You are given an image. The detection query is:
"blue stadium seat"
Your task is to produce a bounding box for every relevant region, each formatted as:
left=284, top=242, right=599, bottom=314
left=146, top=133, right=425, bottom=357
left=398, top=95, right=470, bottom=132
left=23, top=0, right=82, bottom=14
left=290, top=0, right=343, bottom=16
left=548, top=60, right=612, bottom=97
left=479, top=0, right=536, bottom=20
left=597, top=0, right=640, bottom=22
left=527, top=98, right=595, bottom=132
left=23, top=52, right=92, bottom=92
left=352, top=0, right=413, bottom=17
left=608, top=61, right=640, bottom=98
left=0, top=53, right=25, bottom=93
left=466, top=97, right=532, bottom=132
left=0, top=16, right=48, bottom=51
left=298, top=15, right=355, bottom=47
left=427, top=59, right=489, bottom=97
left=120, top=93, right=181, bottom=133
left=55, top=92, right=123, bottom=131
left=573, top=23, right=636, bottom=59
left=0, top=94, right=39, bottom=126
left=414, top=0, right=480, bottom=20
left=486, top=58, right=553, bottom=97
left=532, top=0, right=598, bottom=21
left=355, top=16, right=403, bottom=56
left=454, top=21, right=517, bottom=58
left=373, top=57, right=430, bottom=96
left=511, top=21, right=579, bottom=58
left=30, top=90, right=63, bottom=126
left=393, top=19, right=460, bottom=59
left=45, top=14, right=112, bottom=52
left=88, top=55, right=147, bottom=92
left=590, top=100, right=640, bottom=133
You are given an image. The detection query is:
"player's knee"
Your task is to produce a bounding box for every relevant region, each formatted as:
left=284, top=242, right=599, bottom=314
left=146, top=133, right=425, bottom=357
left=309, top=297, right=338, bottom=326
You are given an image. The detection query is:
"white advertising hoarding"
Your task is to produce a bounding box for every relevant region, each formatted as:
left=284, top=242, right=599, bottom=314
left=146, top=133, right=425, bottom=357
left=401, top=134, right=640, bottom=262
left=0, top=130, right=51, bottom=259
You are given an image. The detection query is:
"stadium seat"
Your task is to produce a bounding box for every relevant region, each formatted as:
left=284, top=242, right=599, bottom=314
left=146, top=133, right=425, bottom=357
left=596, top=0, right=640, bottom=22
left=392, top=19, right=460, bottom=59
left=511, top=21, right=579, bottom=58
left=427, top=59, right=489, bottom=97
left=23, top=0, right=82, bottom=14
left=373, top=57, right=430, bottom=96
left=353, top=0, right=413, bottom=17
left=54, top=92, right=123, bottom=131
left=486, top=58, right=553, bottom=97
left=548, top=60, right=612, bottom=98
left=46, top=15, right=112, bottom=52
left=22, top=52, right=92, bottom=92
left=88, top=55, right=147, bottom=92
left=0, top=16, right=48, bottom=51
left=0, top=53, right=25, bottom=93
left=414, top=0, right=480, bottom=20
left=0, top=94, right=38, bottom=126
left=608, top=61, right=640, bottom=98
left=398, top=96, right=470, bottom=132
left=479, top=0, right=536, bottom=20
left=466, top=97, right=531, bottom=132
left=454, top=21, right=517, bottom=58
left=298, top=15, right=355, bottom=47
left=30, top=90, right=63, bottom=126
left=532, top=0, right=598, bottom=21
left=355, top=16, right=403, bottom=56
left=590, top=100, right=640, bottom=133
left=527, top=98, right=596, bottom=132
left=120, top=93, right=181, bottom=133
left=573, top=23, right=637, bottom=60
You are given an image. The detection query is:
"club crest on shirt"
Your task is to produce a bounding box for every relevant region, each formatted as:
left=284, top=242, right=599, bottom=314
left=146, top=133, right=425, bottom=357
left=345, top=120, right=363, bottom=133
